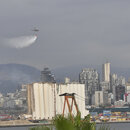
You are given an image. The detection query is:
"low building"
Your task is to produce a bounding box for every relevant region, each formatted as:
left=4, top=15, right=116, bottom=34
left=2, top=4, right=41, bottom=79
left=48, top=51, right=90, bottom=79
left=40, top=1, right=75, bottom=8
left=124, top=93, right=130, bottom=103
left=114, top=100, right=126, bottom=107
left=126, top=83, right=130, bottom=93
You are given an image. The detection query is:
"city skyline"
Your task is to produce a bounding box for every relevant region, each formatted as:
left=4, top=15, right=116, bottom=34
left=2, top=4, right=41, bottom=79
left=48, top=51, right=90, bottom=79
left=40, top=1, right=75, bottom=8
left=0, top=1, right=130, bottom=69
left=1, top=1, right=130, bottom=127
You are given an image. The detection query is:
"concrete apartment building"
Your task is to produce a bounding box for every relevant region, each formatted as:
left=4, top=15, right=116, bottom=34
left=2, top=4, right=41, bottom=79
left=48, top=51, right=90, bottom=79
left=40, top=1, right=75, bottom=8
left=79, top=68, right=99, bottom=105
left=126, top=83, right=130, bottom=93
left=26, top=82, right=89, bottom=120
left=115, top=85, right=125, bottom=101
left=111, top=74, right=126, bottom=101
left=94, top=91, right=108, bottom=107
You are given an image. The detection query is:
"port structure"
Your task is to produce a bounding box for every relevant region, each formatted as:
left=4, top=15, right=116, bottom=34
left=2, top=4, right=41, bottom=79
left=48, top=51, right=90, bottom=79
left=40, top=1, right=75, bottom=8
left=59, top=93, right=79, bottom=117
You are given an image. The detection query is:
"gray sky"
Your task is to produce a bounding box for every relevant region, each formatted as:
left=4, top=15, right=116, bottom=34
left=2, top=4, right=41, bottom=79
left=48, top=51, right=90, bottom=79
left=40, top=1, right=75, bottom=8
left=0, top=0, right=130, bottom=69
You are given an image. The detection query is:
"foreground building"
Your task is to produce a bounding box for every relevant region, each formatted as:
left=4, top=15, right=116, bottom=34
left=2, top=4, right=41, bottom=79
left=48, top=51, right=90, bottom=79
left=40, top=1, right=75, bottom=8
left=27, top=82, right=89, bottom=120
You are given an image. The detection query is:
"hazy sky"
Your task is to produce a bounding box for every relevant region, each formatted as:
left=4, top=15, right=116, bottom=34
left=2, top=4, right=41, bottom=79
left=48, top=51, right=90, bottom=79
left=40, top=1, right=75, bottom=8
left=0, top=0, right=130, bottom=69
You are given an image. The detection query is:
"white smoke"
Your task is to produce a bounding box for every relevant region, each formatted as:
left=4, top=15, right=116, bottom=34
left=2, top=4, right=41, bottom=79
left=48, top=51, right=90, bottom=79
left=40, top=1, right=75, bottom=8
left=4, top=35, right=37, bottom=48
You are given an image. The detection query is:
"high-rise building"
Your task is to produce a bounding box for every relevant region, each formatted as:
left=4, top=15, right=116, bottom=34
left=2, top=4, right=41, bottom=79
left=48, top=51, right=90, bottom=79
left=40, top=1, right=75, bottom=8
left=110, top=74, right=126, bottom=101
left=79, top=68, right=99, bottom=105
left=115, top=85, right=125, bottom=101
left=102, top=62, right=110, bottom=82
left=41, top=68, right=55, bottom=83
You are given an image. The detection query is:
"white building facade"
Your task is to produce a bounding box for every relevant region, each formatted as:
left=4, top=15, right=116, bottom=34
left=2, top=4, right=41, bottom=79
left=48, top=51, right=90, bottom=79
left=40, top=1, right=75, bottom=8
left=102, top=62, right=110, bottom=82
left=94, top=91, right=108, bottom=107
left=27, top=82, right=89, bottom=120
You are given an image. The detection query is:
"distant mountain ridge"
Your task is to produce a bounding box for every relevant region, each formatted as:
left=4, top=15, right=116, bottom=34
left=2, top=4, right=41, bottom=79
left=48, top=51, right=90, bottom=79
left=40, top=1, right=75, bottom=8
left=0, top=63, right=40, bottom=93
left=0, top=63, right=130, bottom=93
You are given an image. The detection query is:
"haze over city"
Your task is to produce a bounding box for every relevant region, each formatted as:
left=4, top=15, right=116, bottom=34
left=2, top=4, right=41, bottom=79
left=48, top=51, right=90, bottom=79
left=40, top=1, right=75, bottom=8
left=1, top=1, right=130, bottom=130
left=0, top=0, right=130, bottom=69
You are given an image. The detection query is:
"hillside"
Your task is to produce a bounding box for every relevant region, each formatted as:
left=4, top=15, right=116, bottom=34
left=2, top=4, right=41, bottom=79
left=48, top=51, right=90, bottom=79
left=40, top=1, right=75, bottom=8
left=0, top=63, right=130, bottom=93
left=0, top=64, right=40, bottom=93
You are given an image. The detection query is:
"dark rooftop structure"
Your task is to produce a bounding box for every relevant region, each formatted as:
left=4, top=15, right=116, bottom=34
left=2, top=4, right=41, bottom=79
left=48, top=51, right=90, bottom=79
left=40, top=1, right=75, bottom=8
left=41, top=68, right=56, bottom=83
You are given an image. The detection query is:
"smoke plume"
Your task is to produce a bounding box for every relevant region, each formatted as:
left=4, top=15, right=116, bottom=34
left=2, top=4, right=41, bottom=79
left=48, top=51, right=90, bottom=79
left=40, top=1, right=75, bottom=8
left=4, top=35, right=37, bottom=48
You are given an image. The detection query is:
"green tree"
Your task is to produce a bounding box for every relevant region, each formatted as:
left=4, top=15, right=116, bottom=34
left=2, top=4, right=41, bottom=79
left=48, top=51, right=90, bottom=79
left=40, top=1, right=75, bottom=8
left=30, top=114, right=95, bottom=130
